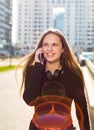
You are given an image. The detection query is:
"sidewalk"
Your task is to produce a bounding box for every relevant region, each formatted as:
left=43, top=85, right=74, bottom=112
left=0, top=70, right=34, bottom=130
left=82, top=67, right=94, bottom=107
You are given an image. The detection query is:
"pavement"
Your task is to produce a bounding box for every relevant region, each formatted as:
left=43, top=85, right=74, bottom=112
left=0, top=70, right=34, bottom=130
left=0, top=58, right=22, bottom=66
left=0, top=60, right=94, bottom=130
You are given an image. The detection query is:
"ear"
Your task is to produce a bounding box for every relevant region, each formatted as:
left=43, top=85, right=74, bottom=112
left=62, top=48, right=64, bottom=53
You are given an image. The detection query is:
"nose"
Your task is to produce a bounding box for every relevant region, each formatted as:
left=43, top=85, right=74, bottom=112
left=47, top=45, right=52, bottom=51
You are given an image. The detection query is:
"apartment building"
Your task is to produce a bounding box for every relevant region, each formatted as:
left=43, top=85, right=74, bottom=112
left=13, top=0, right=94, bottom=55
left=85, top=0, right=94, bottom=51
left=0, top=0, right=12, bottom=46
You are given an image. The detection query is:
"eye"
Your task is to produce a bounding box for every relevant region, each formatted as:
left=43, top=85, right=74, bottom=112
left=52, top=43, right=58, bottom=46
left=43, top=43, right=48, bottom=46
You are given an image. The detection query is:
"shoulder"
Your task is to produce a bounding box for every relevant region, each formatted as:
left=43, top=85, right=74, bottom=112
left=26, top=62, right=44, bottom=72
left=26, top=65, right=33, bottom=75
left=64, top=67, right=82, bottom=84
left=25, top=62, right=45, bottom=78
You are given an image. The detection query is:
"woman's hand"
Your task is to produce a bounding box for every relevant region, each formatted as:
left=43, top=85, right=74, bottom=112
left=35, top=48, right=44, bottom=64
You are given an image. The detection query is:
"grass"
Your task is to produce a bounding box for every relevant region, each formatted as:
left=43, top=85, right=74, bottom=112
left=0, top=65, right=16, bottom=72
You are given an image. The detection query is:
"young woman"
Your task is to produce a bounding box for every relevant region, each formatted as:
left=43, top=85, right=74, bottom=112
left=20, top=28, right=90, bottom=130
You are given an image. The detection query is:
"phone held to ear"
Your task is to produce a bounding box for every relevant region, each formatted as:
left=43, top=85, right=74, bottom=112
left=39, top=53, right=44, bottom=63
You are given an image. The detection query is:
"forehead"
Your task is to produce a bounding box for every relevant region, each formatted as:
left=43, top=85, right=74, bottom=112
left=43, top=33, right=61, bottom=42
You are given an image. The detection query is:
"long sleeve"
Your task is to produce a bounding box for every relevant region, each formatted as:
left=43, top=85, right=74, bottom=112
left=23, top=62, right=44, bottom=105
left=73, top=76, right=90, bottom=130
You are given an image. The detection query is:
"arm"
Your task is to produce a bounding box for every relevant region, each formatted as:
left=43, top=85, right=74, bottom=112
left=23, top=62, right=44, bottom=105
left=73, top=76, right=90, bottom=130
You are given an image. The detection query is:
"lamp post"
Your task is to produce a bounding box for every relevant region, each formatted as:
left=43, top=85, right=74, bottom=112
left=8, top=20, right=12, bottom=66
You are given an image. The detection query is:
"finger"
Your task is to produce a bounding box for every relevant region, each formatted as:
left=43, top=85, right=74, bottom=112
left=36, top=48, right=43, bottom=55
left=35, top=48, right=44, bottom=62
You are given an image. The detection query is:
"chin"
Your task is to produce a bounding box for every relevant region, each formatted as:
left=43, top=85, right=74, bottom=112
left=47, top=59, right=59, bottom=64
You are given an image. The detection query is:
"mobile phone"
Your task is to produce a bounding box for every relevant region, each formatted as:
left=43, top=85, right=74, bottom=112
left=39, top=53, right=44, bottom=62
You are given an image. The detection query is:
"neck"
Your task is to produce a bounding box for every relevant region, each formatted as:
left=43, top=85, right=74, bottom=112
left=46, top=61, right=62, bottom=74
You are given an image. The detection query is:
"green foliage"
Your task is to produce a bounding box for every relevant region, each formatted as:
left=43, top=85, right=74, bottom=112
left=0, top=65, right=16, bottom=72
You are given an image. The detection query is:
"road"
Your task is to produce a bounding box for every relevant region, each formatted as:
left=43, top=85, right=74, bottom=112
left=0, top=66, right=94, bottom=130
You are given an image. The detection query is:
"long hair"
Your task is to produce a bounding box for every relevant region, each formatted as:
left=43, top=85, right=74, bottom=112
left=17, top=28, right=84, bottom=94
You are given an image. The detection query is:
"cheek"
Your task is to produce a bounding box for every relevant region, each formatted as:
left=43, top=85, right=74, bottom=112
left=43, top=49, right=46, bottom=55
left=42, top=47, right=47, bottom=52
left=57, top=47, right=63, bottom=53
left=57, top=48, right=63, bottom=56
left=43, top=50, right=47, bottom=58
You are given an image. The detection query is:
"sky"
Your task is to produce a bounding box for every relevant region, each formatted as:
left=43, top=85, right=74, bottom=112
left=53, top=7, right=66, bottom=18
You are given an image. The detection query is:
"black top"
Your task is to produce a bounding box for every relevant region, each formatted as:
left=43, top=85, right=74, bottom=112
left=23, top=62, right=90, bottom=130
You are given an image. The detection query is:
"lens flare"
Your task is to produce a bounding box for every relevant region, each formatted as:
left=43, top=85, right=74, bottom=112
left=29, top=81, right=84, bottom=130
left=32, top=95, right=73, bottom=130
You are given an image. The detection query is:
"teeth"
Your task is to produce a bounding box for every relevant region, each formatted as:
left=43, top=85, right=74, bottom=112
left=47, top=54, right=54, bottom=56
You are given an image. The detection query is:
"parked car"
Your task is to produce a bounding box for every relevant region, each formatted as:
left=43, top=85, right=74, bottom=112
left=78, top=52, right=94, bottom=66
left=0, top=54, right=7, bottom=60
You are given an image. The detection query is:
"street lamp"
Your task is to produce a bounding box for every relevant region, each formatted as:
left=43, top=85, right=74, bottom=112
left=8, top=20, right=12, bottom=66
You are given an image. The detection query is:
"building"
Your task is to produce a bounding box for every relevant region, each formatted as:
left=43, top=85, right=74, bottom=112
left=85, top=0, right=94, bottom=51
left=13, top=0, right=94, bottom=55
left=0, top=0, right=12, bottom=56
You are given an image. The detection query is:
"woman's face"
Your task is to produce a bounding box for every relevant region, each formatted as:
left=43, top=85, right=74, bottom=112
left=42, top=33, right=64, bottom=63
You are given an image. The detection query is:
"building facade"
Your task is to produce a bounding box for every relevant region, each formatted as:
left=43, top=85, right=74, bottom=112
left=85, top=0, right=94, bottom=51
left=0, top=0, right=12, bottom=47
left=13, top=0, right=94, bottom=55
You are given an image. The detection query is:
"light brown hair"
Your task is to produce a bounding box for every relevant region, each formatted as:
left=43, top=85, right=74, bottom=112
left=17, top=28, right=84, bottom=94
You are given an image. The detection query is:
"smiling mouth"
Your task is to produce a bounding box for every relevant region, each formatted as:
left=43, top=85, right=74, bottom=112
left=47, top=53, right=55, bottom=56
